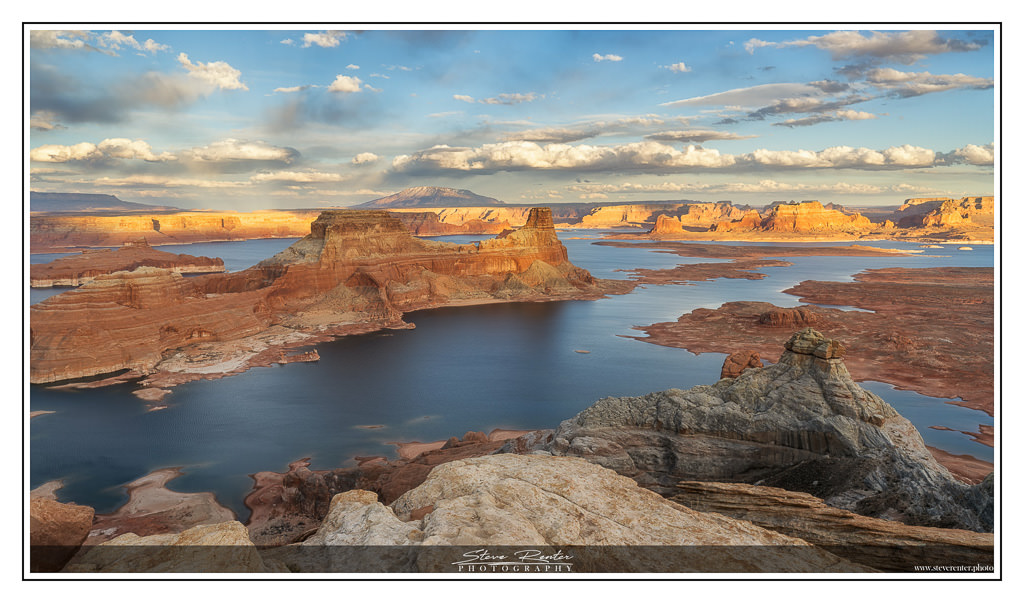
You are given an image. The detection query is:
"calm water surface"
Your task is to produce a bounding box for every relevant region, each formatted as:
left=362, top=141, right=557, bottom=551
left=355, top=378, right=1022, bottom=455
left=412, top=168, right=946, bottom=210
left=29, top=233, right=995, bottom=518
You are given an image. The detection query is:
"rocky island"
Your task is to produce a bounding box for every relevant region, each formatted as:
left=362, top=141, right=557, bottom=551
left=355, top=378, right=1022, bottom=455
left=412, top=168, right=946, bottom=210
left=30, top=208, right=629, bottom=388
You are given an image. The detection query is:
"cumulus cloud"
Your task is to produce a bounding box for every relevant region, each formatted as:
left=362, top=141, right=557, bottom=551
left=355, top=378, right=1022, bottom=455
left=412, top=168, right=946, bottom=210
left=99, top=31, right=169, bottom=54
left=744, top=144, right=935, bottom=168
left=250, top=170, right=346, bottom=183
left=663, top=62, right=691, bottom=73
left=391, top=140, right=983, bottom=175
left=865, top=67, right=993, bottom=97
left=30, top=138, right=176, bottom=163
left=29, top=30, right=90, bottom=50
left=177, top=53, right=248, bottom=91
left=593, top=53, right=623, bottom=62
left=302, top=31, right=347, bottom=48
left=392, top=140, right=736, bottom=173
left=352, top=152, right=380, bottom=165
left=940, top=143, right=995, bottom=166
left=744, top=30, right=983, bottom=64
left=645, top=129, right=756, bottom=143
left=328, top=74, right=363, bottom=93
left=188, top=139, right=296, bottom=162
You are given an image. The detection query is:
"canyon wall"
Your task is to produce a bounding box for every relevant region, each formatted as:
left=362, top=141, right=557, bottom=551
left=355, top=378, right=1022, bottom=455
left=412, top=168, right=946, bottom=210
left=30, top=210, right=323, bottom=251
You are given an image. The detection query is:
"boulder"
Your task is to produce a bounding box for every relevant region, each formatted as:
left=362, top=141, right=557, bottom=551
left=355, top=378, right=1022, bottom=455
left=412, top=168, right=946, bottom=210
left=30, top=498, right=95, bottom=572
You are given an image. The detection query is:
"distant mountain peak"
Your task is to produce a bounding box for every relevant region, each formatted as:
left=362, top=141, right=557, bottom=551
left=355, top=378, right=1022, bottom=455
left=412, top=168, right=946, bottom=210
left=355, top=186, right=506, bottom=208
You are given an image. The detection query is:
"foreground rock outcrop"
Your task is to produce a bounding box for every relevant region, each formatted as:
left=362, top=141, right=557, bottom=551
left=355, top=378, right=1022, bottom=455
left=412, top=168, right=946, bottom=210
left=30, top=208, right=626, bottom=386
left=265, top=454, right=865, bottom=572
left=670, top=481, right=992, bottom=571
left=30, top=496, right=95, bottom=572
left=502, top=329, right=992, bottom=533
left=30, top=239, right=224, bottom=287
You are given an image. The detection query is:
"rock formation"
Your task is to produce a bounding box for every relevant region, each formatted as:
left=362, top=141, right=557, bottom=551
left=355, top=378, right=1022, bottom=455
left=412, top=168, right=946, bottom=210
left=30, top=209, right=322, bottom=251
left=64, top=521, right=272, bottom=573
left=266, top=454, right=865, bottom=572
left=30, top=208, right=624, bottom=385
left=891, top=196, right=994, bottom=228
left=30, top=496, right=95, bottom=572
left=502, top=329, right=992, bottom=533
left=670, top=481, right=992, bottom=571
left=244, top=431, right=514, bottom=546
left=712, top=201, right=873, bottom=235
left=30, top=239, right=224, bottom=288
left=720, top=350, right=763, bottom=378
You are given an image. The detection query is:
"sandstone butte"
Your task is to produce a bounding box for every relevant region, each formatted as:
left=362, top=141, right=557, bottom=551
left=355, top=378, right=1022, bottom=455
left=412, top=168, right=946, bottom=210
left=641, top=196, right=994, bottom=243
left=30, top=208, right=629, bottom=386
left=29, top=196, right=994, bottom=251
left=30, top=239, right=224, bottom=287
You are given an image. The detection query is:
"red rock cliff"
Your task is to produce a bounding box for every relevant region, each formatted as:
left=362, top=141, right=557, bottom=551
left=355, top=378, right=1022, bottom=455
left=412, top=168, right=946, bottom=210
left=30, top=208, right=612, bottom=384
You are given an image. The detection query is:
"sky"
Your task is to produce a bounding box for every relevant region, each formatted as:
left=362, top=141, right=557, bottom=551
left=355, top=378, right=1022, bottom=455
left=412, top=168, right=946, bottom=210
left=26, top=26, right=997, bottom=210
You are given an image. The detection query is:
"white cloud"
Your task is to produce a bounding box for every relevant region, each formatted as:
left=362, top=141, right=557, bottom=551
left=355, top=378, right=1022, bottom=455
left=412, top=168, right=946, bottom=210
left=865, top=68, right=993, bottom=97
left=273, top=85, right=311, bottom=94
left=99, top=31, right=169, bottom=54
left=744, top=30, right=983, bottom=64
left=352, top=152, right=380, bottom=165
left=30, top=143, right=102, bottom=163
left=453, top=94, right=475, bottom=103
left=29, top=139, right=175, bottom=163
left=188, top=139, right=295, bottom=162
left=97, top=138, right=177, bottom=161
left=392, top=140, right=978, bottom=174
left=346, top=64, right=359, bottom=70
left=280, top=38, right=295, bottom=45
left=773, top=110, right=879, bottom=128
left=592, top=53, right=623, bottom=62
left=393, top=140, right=735, bottom=173
left=328, top=74, right=362, bottom=93
left=29, top=30, right=89, bottom=50
left=664, top=62, right=691, bottom=73
left=302, top=31, right=347, bottom=48
left=950, top=143, right=994, bottom=166
left=250, top=170, right=346, bottom=183
left=177, top=53, right=248, bottom=91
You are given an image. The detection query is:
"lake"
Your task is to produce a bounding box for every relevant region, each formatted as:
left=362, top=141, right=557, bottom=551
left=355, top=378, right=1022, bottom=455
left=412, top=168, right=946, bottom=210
left=28, top=232, right=995, bottom=518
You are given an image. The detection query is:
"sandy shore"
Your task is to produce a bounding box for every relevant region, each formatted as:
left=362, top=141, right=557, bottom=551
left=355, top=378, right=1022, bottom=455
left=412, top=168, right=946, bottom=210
left=30, top=410, right=56, bottom=419
left=85, top=467, right=236, bottom=545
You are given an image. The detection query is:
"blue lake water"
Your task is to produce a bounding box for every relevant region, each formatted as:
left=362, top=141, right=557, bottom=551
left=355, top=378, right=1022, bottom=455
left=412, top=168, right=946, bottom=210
left=28, top=232, right=995, bottom=518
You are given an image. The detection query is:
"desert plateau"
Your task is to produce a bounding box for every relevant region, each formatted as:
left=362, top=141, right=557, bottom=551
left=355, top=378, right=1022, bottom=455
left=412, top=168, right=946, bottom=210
left=27, top=26, right=997, bottom=578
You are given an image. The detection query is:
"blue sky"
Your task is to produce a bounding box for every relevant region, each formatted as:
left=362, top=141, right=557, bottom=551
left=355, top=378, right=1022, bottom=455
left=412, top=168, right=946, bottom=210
left=28, top=27, right=996, bottom=209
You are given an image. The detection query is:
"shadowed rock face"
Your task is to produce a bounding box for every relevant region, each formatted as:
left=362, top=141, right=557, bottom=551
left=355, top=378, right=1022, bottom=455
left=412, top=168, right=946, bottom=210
left=30, top=208, right=616, bottom=384
left=502, top=328, right=993, bottom=533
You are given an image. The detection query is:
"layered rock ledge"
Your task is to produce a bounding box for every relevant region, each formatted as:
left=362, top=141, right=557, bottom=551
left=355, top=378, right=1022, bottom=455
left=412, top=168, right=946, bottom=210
left=30, top=239, right=224, bottom=288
